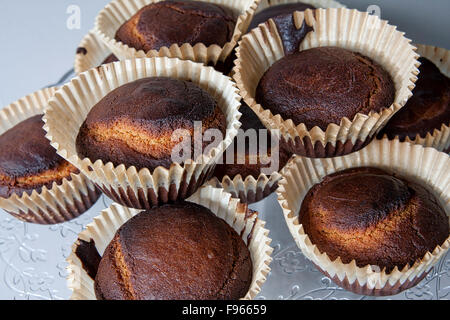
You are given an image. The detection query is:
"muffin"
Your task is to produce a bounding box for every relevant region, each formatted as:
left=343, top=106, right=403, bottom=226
left=211, top=106, right=292, bottom=203
left=101, top=53, right=119, bottom=65
left=278, top=139, right=450, bottom=295
left=115, top=0, right=237, bottom=52
left=76, top=29, right=234, bottom=75
left=235, top=8, right=418, bottom=158
left=0, top=114, right=79, bottom=198
left=75, top=239, right=101, bottom=280
left=67, top=187, right=272, bottom=300
left=94, top=202, right=253, bottom=300
left=214, top=105, right=291, bottom=180
left=249, top=2, right=315, bottom=54
left=256, top=46, right=396, bottom=131
left=76, top=47, right=88, bottom=55
left=379, top=57, right=450, bottom=141
left=208, top=50, right=236, bottom=75
left=299, top=167, right=449, bottom=273
left=249, top=2, right=315, bottom=30
left=76, top=76, right=227, bottom=171
left=47, top=57, right=241, bottom=209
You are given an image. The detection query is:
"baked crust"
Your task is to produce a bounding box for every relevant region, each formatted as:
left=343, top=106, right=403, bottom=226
left=115, top=0, right=237, bottom=52
left=379, top=57, right=450, bottom=140
left=0, top=115, right=79, bottom=198
left=76, top=77, right=227, bottom=170
left=256, top=47, right=396, bottom=130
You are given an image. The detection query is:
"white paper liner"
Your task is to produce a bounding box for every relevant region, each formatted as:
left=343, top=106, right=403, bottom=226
left=75, top=30, right=116, bottom=74
left=379, top=44, right=450, bottom=152
left=43, top=57, right=242, bottom=209
left=234, top=8, right=420, bottom=157
left=277, top=138, right=450, bottom=296
left=95, top=0, right=260, bottom=66
left=67, top=185, right=273, bottom=300
left=0, top=88, right=101, bottom=224
left=208, top=171, right=283, bottom=204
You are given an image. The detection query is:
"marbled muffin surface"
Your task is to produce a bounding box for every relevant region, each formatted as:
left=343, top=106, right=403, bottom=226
left=115, top=0, right=237, bottom=52
left=379, top=57, right=450, bottom=140
left=76, top=77, right=227, bottom=171
left=299, top=167, right=449, bottom=273
left=214, top=105, right=291, bottom=180
left=0, top=115, right=79, bottom=198
left=95, top=202, right=253, bottom=300
left=256, top=47, right=396, bottom=130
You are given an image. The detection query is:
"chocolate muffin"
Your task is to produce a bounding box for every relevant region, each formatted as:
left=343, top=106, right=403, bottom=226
left=0, top=115, right=79, bottom=198
left=115, top=0, right=237, bottom=52
left=256, top=46, right=396, bottom=131
left=95, top=202, right=253, bottom=300
left=299, top=167, right=449, bottom=273
left=249, top=2, right=315, bottom=55
left=101, top=53, right=119, bottom=65
left=208, top=50, right=236, bottom=75
left=249, top=2, right=315, bottom=30
left=76, top=77, right=227, bottom=170
left=379, top=57, right=450, bottom=141
left=214, top=105, right=291, bottom=180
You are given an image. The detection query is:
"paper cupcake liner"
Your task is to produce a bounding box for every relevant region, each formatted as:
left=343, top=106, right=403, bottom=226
left=379, top=44, right=450, bottom=153
left=0, top=88, right=101, bottom=224
left=277, top=138, right=450, bottom=296
left=95, top=0, right=260, bottom=66
left=67, top=185, right=273, bottom=300
left=234, top=8, right=419, bottom=158
left=75, top=30, right=116, bottom=74
left=208, top=171, right=282, bottom=204
left=44, top=57, right=242, bottom=209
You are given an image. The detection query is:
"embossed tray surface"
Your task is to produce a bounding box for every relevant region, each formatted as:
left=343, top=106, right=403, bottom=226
left=0, top=71, right=448, bottom=300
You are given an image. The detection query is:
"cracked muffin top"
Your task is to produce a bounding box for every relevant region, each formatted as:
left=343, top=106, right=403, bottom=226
left=0, top=115, right=79, bottom=198
left=299, top=167, right=449, bottom=273
left=379, top=57, right=450, bottom=140
left=76, top=77, right=227, bottom=171
left=94, top=202, right=253, bottom=300
left=115, top=0, right=237, bottom=52
left=256, top=46, right=396, bottom=130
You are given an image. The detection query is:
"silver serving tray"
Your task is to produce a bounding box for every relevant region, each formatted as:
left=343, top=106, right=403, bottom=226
left=0, top=71, right=448, bottom=300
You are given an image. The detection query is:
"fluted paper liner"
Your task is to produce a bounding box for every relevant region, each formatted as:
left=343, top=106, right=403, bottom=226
left=234, top=8, right=420, bottom=158
left=208, top=171, right=283, bottom=204
left=67, top=185, right=273, bottom=300
left=75, top=30, right=115, bottom=74
left=277, top=138, right=450, bottom=296
left=379, top=44, right=450, bottom=153
left=95, top=0, right=260, bottom=66
left=0, top=88, right=101, bottom=224
left=44, top=57, right=242, bottom=209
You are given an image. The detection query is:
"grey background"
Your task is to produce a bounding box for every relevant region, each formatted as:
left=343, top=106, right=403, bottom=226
left=0, top=0, right=449, bottom=107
